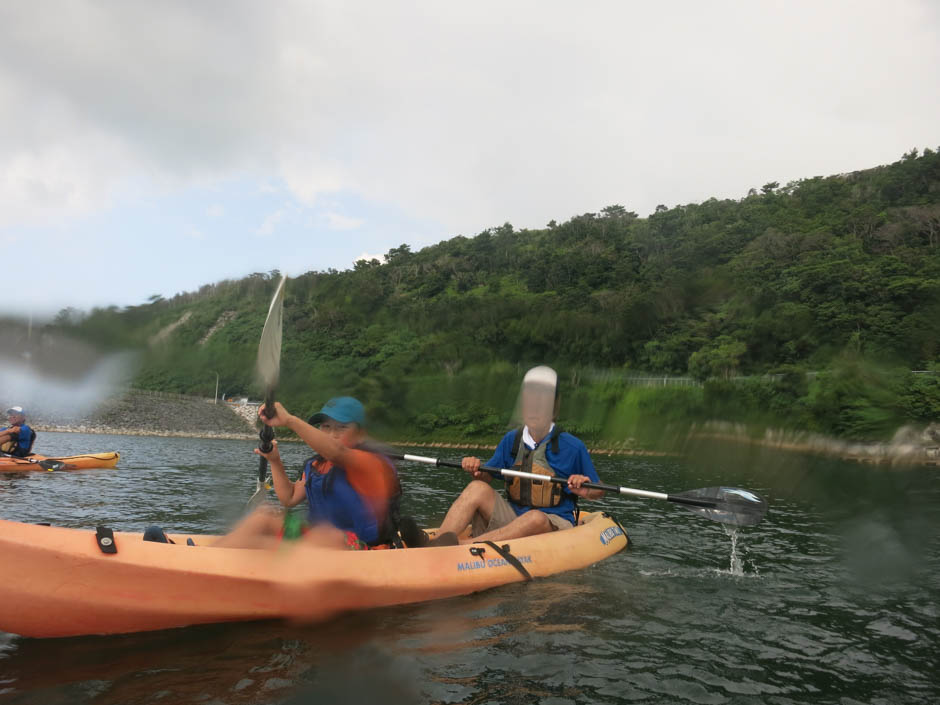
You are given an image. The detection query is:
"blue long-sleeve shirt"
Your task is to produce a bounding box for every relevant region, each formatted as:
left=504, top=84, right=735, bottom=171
left=1, top=424, right=33, bottom=456
left=486, top=428, right=599, bottom=524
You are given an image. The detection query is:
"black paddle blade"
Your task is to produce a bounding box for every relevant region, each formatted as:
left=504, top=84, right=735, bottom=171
left=671, top=487, right=768, bottom=526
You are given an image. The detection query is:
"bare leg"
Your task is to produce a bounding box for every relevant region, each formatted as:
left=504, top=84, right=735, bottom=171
left=464, top=509, right=552, bottom=544
left=438, top=480, right=496, bottom=536
left=211, top=506, right=284, bottom=549
left=299, top=524, right=352, bottom=550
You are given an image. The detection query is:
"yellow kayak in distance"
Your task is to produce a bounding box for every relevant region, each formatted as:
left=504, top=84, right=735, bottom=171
left=0, top=451, right=120, bottom=473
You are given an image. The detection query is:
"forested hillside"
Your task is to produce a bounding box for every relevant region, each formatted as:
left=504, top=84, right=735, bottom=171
left=46, top=149, right=940, bottom=443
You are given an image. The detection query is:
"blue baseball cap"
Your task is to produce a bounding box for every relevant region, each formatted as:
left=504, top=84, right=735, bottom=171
left=5, top=406, right=25, bottom=416
left=307, top=397, right=365, bottom=426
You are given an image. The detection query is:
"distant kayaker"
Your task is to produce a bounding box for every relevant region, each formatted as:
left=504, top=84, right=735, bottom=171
left=402, top=366, right=603, bottom=547
left=212, top=397, right=403, bottom=551
left=0, top=406, right=36, bottom=458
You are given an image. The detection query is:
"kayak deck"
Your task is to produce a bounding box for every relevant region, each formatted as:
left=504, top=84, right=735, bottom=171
left=0, top=511, right=628, bottom=638
left=0, top=452, right=120, bottom=472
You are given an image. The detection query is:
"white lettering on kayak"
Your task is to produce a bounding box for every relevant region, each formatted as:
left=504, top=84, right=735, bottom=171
left=599, top=526, right=624, bottom=545
left=457, top=560, right=486, bottom=572
left=456, top=555, right=532, bottom=572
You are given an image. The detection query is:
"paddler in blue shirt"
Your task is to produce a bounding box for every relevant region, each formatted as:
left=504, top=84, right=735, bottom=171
left=401, top=366, right=604, bottom=547
left=211, top=397, right=402, bottom=551
left=0, top=406, right=36, bottom=457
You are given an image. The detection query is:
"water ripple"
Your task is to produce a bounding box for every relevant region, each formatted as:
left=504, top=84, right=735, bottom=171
left=0, top=434, right=938, bottom=704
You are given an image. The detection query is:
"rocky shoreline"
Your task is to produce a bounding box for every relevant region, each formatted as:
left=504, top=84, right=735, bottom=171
left=690, top=421, right=940, bottom=467
left=390, top=441, right=673, bottom=457
left=32, top=426, right=673, bottom=457
left=17, top=389, right=938, bottom=465
left=34, top=424, right=257, bottom=441
left=32, top=425, right=936, bottom=466
left=21, top=388, right=259, bottom=441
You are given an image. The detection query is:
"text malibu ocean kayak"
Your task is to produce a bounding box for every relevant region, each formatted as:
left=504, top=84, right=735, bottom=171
left=0, top=452, right=120, bottom=473
left=0, top=512, right=627, bottom=638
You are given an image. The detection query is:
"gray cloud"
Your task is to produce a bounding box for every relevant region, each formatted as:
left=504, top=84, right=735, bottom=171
left=1, top=0, right=938, bottom=236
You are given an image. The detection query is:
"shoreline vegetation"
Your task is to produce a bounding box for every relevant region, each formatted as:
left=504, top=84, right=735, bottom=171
left=31, top=398, right=938, bottom=466
left=31, top=420, right=673, bottom=457
left=6, top=150, right=938, bottom=469
left=34, top=423, right=938, bottom=466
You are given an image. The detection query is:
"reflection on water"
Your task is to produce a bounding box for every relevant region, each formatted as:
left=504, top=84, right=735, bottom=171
left=1, top=431, right=939, bottom=704
left=1, top=617, right=423, bottom=705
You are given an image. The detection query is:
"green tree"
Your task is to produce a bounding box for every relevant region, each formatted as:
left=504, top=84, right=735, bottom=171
left=688, top=336, right=747, bottom=380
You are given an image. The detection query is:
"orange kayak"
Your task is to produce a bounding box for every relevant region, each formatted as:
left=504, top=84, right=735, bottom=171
left=0, top=451, right=120, bottom=472
left=0, top=512, right=627, bottom=638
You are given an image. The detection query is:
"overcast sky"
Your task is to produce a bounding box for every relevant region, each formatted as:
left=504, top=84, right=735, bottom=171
left=2, top=0, right=938, bottom=315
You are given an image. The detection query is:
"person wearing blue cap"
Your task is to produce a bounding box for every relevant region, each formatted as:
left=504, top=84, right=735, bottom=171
left=0, top=406, right=36, bottom=458
left=212, top=397, right=403, bottom=551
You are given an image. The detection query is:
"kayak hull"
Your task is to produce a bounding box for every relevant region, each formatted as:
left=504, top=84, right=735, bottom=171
left=0, top=512, right=627, bottom=638
left=0, top=452, right=120, bottom=473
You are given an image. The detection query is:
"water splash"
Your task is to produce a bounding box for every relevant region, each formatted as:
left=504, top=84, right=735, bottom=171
left=718, top=524, right=762, bottom=577
left=723, top=525, right=744, bottom=576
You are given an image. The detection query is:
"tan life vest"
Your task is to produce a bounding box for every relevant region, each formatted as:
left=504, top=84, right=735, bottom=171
left=506, top=427, right=564, bottom=508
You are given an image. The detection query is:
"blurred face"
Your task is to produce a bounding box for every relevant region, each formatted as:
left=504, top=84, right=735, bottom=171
left=319, top=418, right=362, bottom=444
left=521, top=383, right=555, bottom=438
left=7, top=413, right=24, bottom=426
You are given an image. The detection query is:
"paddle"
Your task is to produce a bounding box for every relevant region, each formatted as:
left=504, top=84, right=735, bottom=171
left=393, top=453, right=768, bottom=527
left=247, top=274, right=286, bottom=508
left=0, top=451, right=66, bottom=472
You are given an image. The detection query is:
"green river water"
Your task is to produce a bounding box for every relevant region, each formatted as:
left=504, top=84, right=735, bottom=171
left=1, top=431, right=938, bottom=704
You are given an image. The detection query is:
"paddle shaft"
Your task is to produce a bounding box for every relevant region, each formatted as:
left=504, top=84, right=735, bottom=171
left=394, top=453, right=717, bottom=510
left=0, top=451, right=64, bottom=471
left=257, top=396, right=276, bottom=485
left=253, top=275, right=286, bottom=499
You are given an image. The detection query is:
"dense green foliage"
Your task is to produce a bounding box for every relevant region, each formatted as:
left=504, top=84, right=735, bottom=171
left=48, top=150, right=940, bottom=443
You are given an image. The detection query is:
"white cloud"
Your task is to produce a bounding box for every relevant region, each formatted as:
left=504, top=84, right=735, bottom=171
left=0, top=0, right=938, bottom=237
left=184, top=225, right=204, bottom=240
left=206, top=203, right=224, bottom=218
left=0, top=131, right=133, bottom=229
left=355, top=251, right=384, bottom=264
left=326, top=212, right=364, bottom=231
left=256, top=209, right=285, bottom=237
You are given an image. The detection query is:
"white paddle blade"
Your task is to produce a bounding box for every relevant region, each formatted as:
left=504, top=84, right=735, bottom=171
left=245, top=480, right=268, bottom=510
left=256, top=275, right=286, bottom=391
left=673, top=487, right=768, bottom=526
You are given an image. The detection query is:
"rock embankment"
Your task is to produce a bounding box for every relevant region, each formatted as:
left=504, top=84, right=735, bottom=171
left=22, top=389, right=258, bottom=440
left=10, top=389, right=937, bottom=464
left=692, top=421, right=940, bottom=466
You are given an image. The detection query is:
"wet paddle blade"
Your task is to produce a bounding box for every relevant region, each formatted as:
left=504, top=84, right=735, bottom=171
left=1, top=452, right=66, bottom=472
left=245, top=479, right=266, bottom=509
left=256, top=275, right=286, bottom=394
left=251, top=275, right=285, bottom=499
left=671, top=487, right=768, bottom=526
